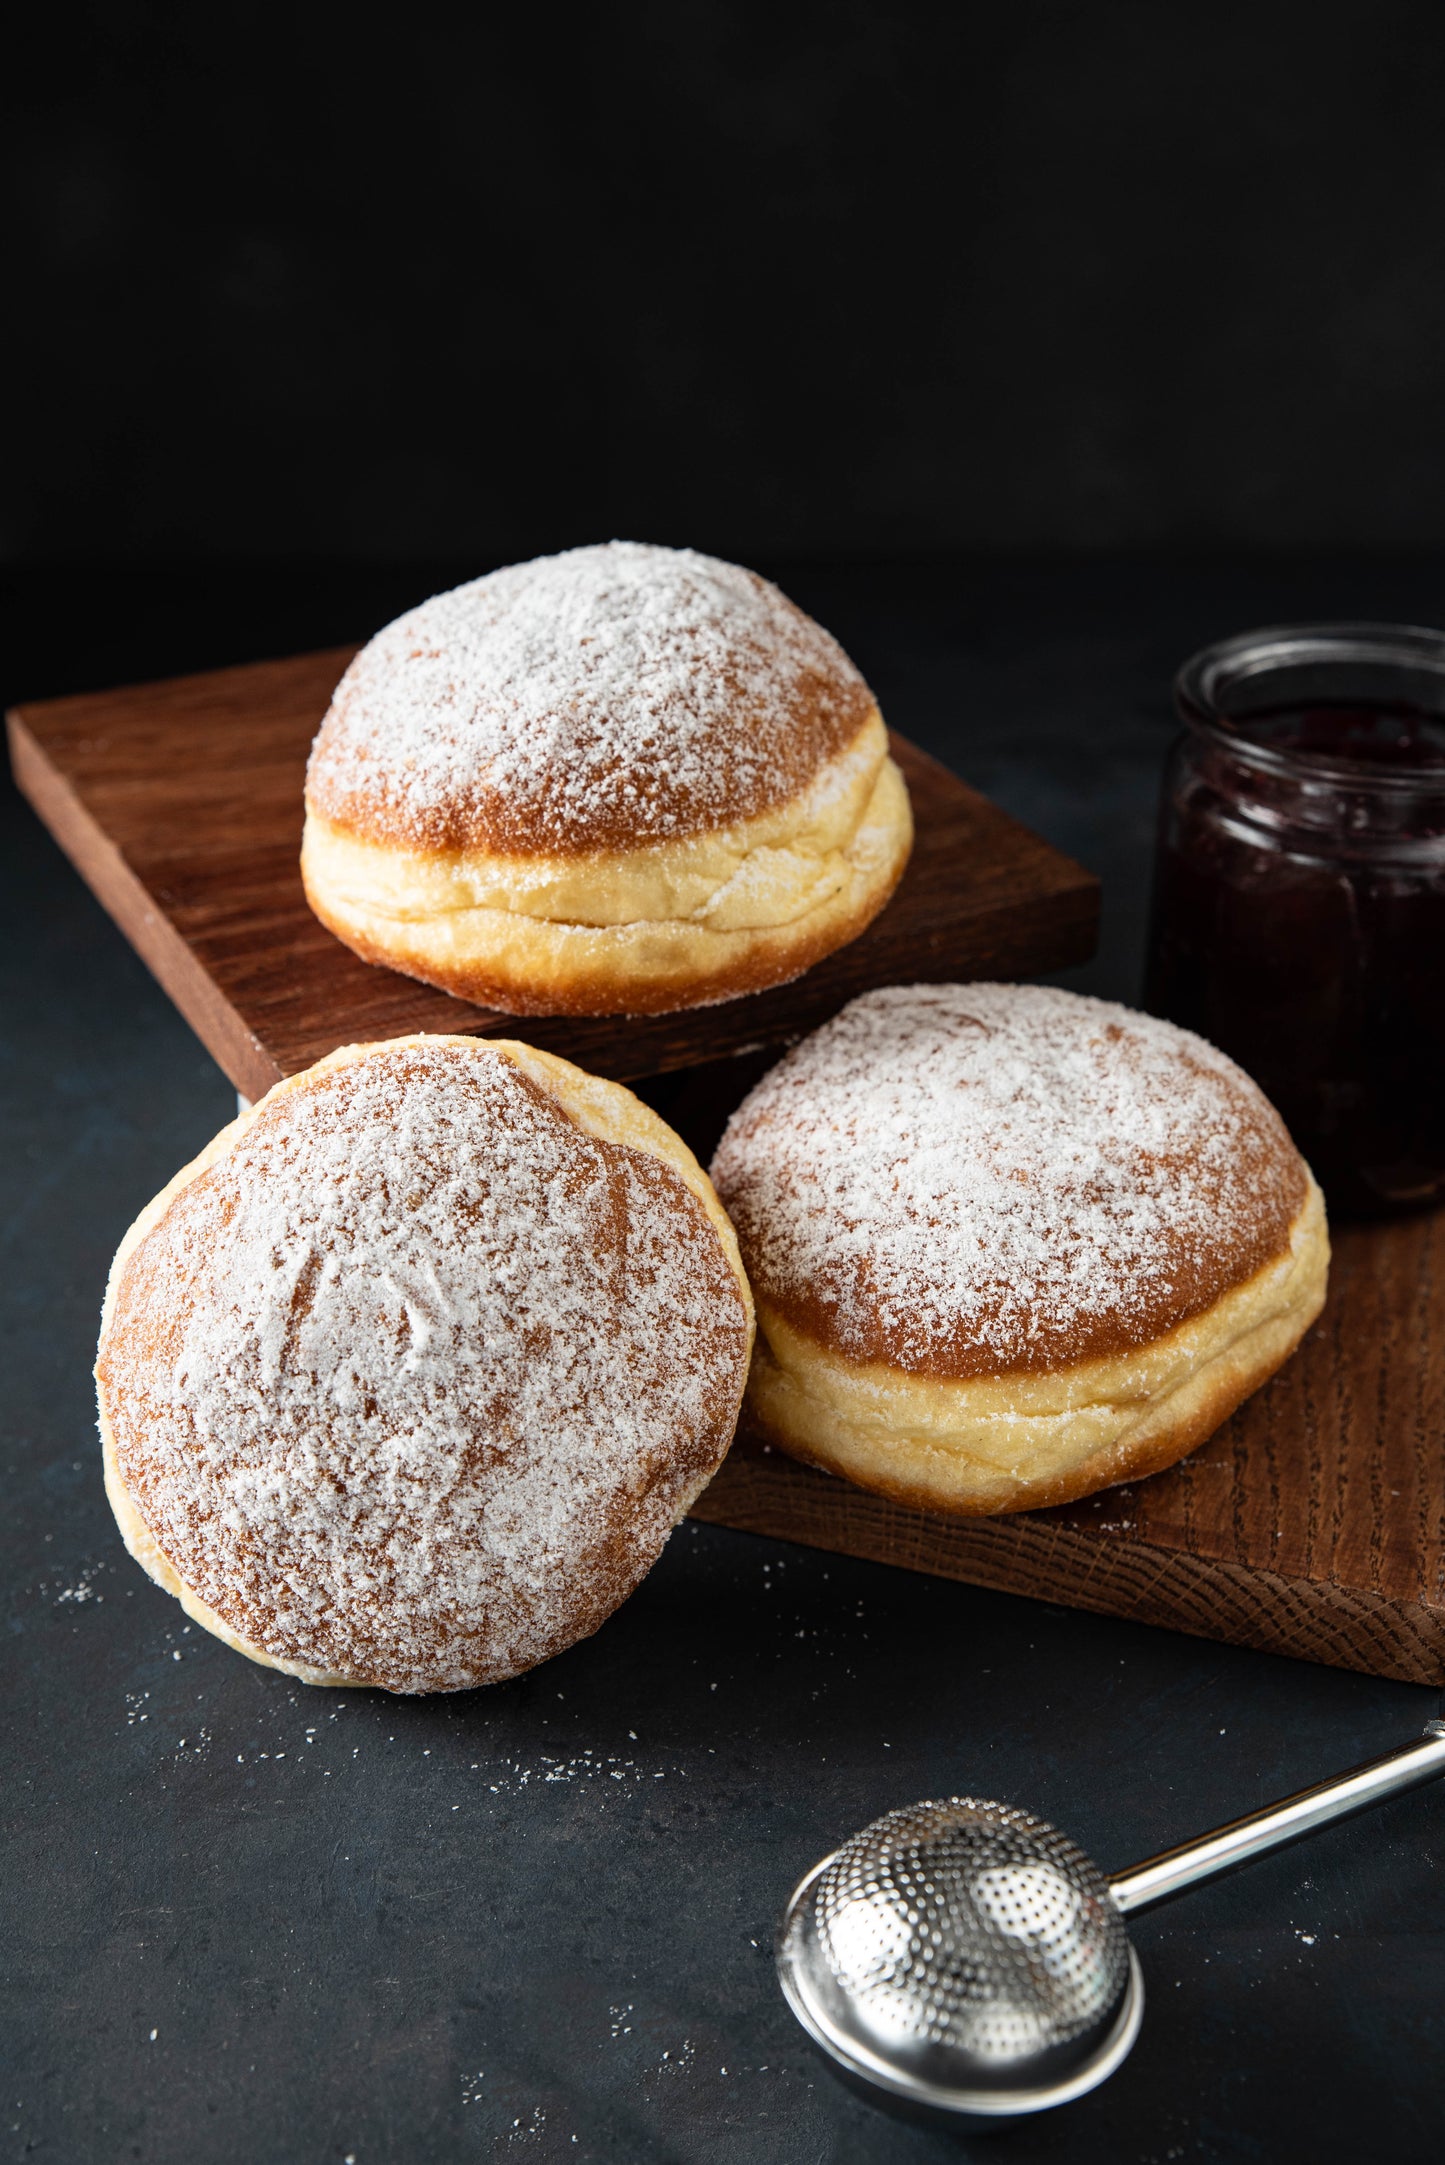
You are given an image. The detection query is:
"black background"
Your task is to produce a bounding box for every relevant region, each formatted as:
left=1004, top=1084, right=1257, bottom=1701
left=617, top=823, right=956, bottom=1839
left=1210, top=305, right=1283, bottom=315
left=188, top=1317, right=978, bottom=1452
left=7, top=0, right=1445, bottom=571
left=7, top=11, right=1445, bottom=2165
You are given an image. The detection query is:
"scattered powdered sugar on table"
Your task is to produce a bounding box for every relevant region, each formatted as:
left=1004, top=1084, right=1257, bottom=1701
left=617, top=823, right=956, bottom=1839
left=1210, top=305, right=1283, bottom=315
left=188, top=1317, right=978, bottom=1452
left=37, top=1560, right=110, bottom=1605
left=99, top=1043, right=750, bottom=1691
left=306, top=541, right=873, bottom=852
left=711, top=984, right=1305, bottom=1375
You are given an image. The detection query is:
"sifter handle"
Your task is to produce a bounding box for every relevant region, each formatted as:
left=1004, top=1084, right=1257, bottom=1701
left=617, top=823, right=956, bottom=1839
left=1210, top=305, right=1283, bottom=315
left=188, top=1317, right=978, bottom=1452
left=1109, top=1720, right=1445, bottom=1917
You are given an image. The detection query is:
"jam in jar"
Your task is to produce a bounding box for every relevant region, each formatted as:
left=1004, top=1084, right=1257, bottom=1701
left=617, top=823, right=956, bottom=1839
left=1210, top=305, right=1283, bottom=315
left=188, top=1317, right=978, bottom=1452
left=1144, top=623, right=1445, bottom=1217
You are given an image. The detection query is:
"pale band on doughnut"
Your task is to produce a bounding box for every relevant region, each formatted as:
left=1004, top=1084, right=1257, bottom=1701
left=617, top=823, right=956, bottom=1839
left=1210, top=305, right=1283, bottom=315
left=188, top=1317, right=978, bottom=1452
left=302, top=713, right=910, bottom=1015
left=743, top=1176, right=1326, bottom=1515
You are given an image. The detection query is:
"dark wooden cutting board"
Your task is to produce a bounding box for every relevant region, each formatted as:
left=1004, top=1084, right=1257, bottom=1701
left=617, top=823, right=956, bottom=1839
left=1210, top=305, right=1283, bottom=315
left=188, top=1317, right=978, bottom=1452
left=10, top=649, right=1440, bottom=1685
left=6, top=647, right=1098, bottom=1100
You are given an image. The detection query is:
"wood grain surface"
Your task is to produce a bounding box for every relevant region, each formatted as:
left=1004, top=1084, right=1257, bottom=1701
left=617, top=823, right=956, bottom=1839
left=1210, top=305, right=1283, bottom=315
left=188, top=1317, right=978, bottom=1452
left=6, top=648, right=1099, bottom=1100
left=693, top=1207, right=1445, bottom=1684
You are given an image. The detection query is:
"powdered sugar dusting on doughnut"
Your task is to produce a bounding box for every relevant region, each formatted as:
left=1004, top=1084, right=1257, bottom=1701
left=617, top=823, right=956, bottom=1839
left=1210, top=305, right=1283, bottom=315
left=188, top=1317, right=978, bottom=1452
left=99, top=1042, right=751, bottom=1692
left=305, top=542, right=875, bottom=853
left=710, top=985, right=1307, bottom=1376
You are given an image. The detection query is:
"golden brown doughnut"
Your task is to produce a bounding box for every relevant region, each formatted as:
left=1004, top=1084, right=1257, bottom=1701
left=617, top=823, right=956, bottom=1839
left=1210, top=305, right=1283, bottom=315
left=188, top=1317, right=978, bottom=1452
left=710, top=984, right=1328, bottom=1516
left=96, top=1035, right=754, bottom=1692
left=301, top=542, right=913, bottom=1014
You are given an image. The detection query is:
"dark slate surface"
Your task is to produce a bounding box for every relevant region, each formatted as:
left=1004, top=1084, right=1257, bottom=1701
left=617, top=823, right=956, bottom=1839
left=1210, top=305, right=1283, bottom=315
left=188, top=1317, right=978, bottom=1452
left=4, top=558, right=1444, bottom=2164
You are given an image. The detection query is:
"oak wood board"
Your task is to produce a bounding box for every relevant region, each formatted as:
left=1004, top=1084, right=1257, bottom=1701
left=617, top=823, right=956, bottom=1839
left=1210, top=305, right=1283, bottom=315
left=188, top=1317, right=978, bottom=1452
left=694, top=1207, right=1445, bottom=1685
left=6, top=647, right=1099, bottom=1101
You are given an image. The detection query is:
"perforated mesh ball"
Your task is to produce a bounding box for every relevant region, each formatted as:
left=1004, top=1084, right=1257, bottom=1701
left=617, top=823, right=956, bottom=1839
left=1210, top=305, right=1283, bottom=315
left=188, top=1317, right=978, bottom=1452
left=813, top=1797, right=1129, bottom=2065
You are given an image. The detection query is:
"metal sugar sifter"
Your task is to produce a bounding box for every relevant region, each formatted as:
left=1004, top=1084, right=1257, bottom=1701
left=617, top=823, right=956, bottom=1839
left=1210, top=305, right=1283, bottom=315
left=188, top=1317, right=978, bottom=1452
left=778, top=1719, right=1445, bottom=2127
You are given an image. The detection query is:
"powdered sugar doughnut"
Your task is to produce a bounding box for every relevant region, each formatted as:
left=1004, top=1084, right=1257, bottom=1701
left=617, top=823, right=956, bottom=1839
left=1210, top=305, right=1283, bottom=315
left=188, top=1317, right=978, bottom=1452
left=710, top=984, right=1328, bottom=1515
left=96, top=1036, right=753, bottom=1691
left=301, top=542, right=912, bottom=1014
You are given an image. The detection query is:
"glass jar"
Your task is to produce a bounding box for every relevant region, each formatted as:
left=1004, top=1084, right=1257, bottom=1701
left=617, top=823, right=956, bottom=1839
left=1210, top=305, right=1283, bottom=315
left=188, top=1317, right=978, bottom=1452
left=1143, top=622, right=1445, bottom=1217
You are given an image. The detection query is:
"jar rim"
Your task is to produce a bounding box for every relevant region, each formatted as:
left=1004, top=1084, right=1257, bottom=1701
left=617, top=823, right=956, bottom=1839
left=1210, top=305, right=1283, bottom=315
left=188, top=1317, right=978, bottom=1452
left=1174, top=620, right=1445, bottom=789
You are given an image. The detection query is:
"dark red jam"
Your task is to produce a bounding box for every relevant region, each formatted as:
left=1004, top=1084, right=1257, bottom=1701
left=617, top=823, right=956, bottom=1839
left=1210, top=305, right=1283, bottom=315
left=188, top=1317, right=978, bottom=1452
left=1145, top=650, right=1445, bottom=1218
left=1222, top=699, right=1445, bottom=768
